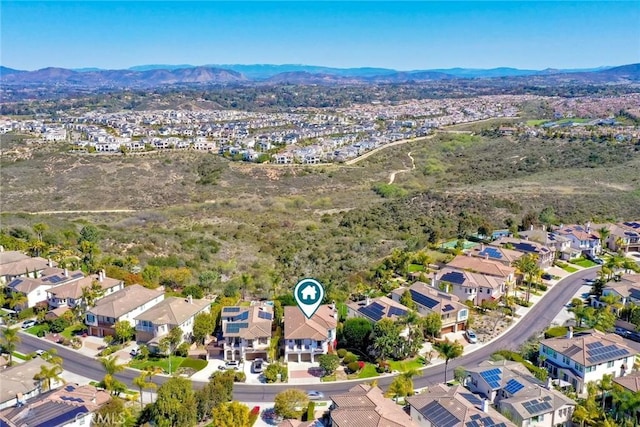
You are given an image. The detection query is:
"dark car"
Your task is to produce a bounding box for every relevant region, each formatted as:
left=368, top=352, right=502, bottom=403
left=541, top=273, right=553, bottom=280
left=628, top=332, right=640, bottom=343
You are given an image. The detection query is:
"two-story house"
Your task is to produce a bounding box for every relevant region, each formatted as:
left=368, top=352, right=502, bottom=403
left=284, top=304, right=337, bottom=363
left=46, top=271, right=124, bottom=309
left=447, top=255, right=516, bottom=283
left=407, top=384, right=516, bottom=427
left=434, top=267, right=506, bottom=306
left=551, top=224, right=601, bottom=258
left=0, top=249, right=55, bottom=286
left=539, top=329, right=635, bottom=394
left=329, top=384, right=419, bottom=427
left=466, top=360, right=576, bottom=427
left=390, top=281, right=469, bottom=334
left=600, top=273, right=640, bottom=307
left=134, top=295, right=212, bottom=349
left=0, top=359, right=62, bottom=410
left=518, top=229, right=574, bottom=261
left=606, top=221, right=640, bottom=253
left=346, top=296, right=409, bottom=324
left=85, top=284, right=164, bottom=337
left=221, top=304, right=273, bottom=362
left=7, top=268, right=84, bottom=310
left=490, top=237, right=555, bottom=269
left=468, top=244, right=524, bottom=267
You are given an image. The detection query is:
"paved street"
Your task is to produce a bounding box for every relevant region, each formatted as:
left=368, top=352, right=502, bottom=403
left=19, top=265, right=639, bottom=404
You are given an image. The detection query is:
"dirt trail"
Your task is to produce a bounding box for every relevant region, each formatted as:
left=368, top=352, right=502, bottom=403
left=388, top=151, right=415, bottom=184
left=11, top=209, right=137, bottom=215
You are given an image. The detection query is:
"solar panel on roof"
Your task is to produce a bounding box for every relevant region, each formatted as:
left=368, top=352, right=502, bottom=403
left=586, top=342, right=603, bottom=349
left=48, top=276, right=62, bottom=283
left=441, top=271, right=466, bottom=285
left=424, top=401, right=460, bottom=427
left=504, top=379, right=525, bottom=394
left=72, top=273, right=84, bottom=279
left=225, top=322, right=248, bottom=334
left=258, top=311, right=272, bottom=320
left=443, top=304, right=455, bottom=312
left=410, top=289, right=439, bottom=309
left=370, top=302, right=384, bottom=311
left=480, top=247, right=503, bottom=259
left=388, top=306, right=407, bottom=317
left=232, top=311, right=249, bottom=321
left=222, top=307, right=240, bottom=313
left=359, top=306, right=384, bottom=321
left=523, top=400, right=552, bottom=415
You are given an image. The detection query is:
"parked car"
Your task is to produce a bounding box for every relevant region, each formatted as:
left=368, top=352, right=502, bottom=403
left=541, top=273, right=553, bottom=280
left=614, top=327, right=630, bottom=337
left=628, top=332, right=640, bottom=343
left=584, top=279, right=596, bottom=285
left=21, top=320, right=36, bottom=329
left=252, top=358, right=264, bottom=373
left=220, top=360, right=240, bottom=370
left=307, top=391, right=324, bottom=400
left=465, top=329, right=478, bottom=344
left=129, top=348, right=140, bottom=357
left=35, top=349, right=45, bottom=356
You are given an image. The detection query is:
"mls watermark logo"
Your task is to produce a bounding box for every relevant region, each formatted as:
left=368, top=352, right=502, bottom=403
left=75, top=411, right=126, bottom=425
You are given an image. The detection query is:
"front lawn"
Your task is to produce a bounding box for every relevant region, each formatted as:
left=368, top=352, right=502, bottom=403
left=26, top=324, right=49, bottom=336
left=61, top=323, right=86, bottom=339
left=130, top=356, right=185, bottom=374
left=357, top=363, right=379, bottom=379
left=408, top=264, right=425, bottom=273
left=389, top=358, right=424, bottom=372
left=572, top=259, right=597, bottom=268
left=179, top=358, right=208, bottom=371
left=555, top=262, right=578, bottom=273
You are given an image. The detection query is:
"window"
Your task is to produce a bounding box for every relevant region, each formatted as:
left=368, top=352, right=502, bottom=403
left=87, top=314, right=95, bottom=323
left=563, top=356, right=570, bottom=364
left=607, top=361, right=614, bottom=368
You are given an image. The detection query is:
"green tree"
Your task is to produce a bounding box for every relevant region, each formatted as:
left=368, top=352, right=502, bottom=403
left=400, top=290, right=416, bottom=310
left=192, top=312, right=215, bottom=345
left=370, top=318, right=401, bottom=360
left=79, top=225, right=101, bottom=244
left=195, top=371, right=235, bottom=422
left=133, top=368, right=157, bottom=409
left=0, top=327, right=20, bottom=365
left=92, top=398, right=129, bottom=427
left=198, top=270, right=219, bottom=293
left=385, top=376, right=412, bottom=402
left=210, top=401, right=250, bottom=427
left=34, top=363, right=64, bottom=391
left=151, top=377, right=197, bottom=427
left=114, top=320, right=134, bottom=344
left=341, top=317, right=372, bottom=354
left=598, top=374, right=614, bottom=410
left=39, top=348, right=63, bottom=366
left=274, top=389, right=309, bottom=420
left=317, top=354, right=340, bottom=376
left=422, top=312, right=443, bottom=338
left=598, top=227, right=611, bottom=253
left=433, top=339, right=464, bottom=383
left=99, top=355, right=126, bottom=395
left=513, top=253, right=541, bottom=303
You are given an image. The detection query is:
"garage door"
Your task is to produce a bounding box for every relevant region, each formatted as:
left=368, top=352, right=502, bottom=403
left=441, top=325, right=455, bottom=334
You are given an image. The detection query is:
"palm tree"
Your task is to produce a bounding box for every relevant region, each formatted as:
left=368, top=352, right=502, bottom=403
left=385, top=376, right=412, bottom=403
left=34, top=364, right=64, bottom=391
left=612, top=385, right=640, bottom=424
left=8, top=293, right=27, bottom=311
left=598, top=374, right=614, bottom=410
left=572, top=404, right=590, bottom=427
left=99, top=355, right=126, bottom=395
left=433, top=339, right=464, bottom=383
left=133, top=368, right=157, bottom=409
left=40, top=348, right=63, bottom=366
left=598, top=227, right=611, bottom=253
left=399, top=367, right=422, bottom=395
left=1, top=327, right=21, bottom=365
left=513, top=253, right=540, bottom=302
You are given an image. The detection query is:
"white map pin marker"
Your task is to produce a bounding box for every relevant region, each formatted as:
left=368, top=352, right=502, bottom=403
left=294, top=278, right=324, bottom=319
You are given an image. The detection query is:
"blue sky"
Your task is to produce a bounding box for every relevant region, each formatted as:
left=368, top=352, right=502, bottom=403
left=2, top=1, right=639, bottom=71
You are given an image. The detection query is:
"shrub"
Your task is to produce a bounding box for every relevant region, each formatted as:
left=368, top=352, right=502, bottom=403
left=347, top=361, right=361, bottom=373
left=537, top=283, right=548, bottom=291
left=342, top=352, right=357, bottom=364
left=337, top=349, right=347, bottom=358
left=544, top=326, right=567, bottom=338
left=175, top=342, right=190, bottom=357
left=49, top=317, right=71, bottom=333
left=249, top=406, right=260, bottom=426
left=234, top=371, right=247, bottom=383
left=305, top=402, right=316, bottom=422
left=17, top=308, right=35, bottom=320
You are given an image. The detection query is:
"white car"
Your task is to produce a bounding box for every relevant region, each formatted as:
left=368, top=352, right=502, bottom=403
left=21, top=320, right=36, bottom=329
left=307, top=391, right=324, bottom=400
left=35, top=350, right=45, bottom=356
left=465, top=329, right=478, bottom=344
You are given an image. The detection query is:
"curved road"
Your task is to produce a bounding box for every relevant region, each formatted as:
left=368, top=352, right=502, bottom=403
left=17, top=268, right=598, bottom=402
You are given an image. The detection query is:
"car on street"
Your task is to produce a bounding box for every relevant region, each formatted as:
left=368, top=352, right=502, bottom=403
left=35, top=349, right=45, bottom=356
left=465, top=329, right=478, bottom=344
left=252, top=358, right=264, bottom=373
left=307, top=391, right=324, bottom=400
left=219, top=360, right=240, bottom=370
left=21, top=320, right=36, bottom=329
left=584, top=279, right=596, bottom=285
left=628, top=332, right=640, bottom=343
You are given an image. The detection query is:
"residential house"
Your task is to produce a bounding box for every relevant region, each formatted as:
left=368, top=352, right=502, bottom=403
left=220, top=304, right=273, bottom=361
left=434, top=267, right=506, bottom=306
left=612, top=370, right=640, bottom=398
left=539, top=329, right=635, bottom=394
left=0, top=359, right=60, bottom=410
left=85, top=284, right=164, bottom=337
left=518, top=230, right=574, bottom=261
left=600, top=273, right=640, bottom=306
left=551, top=224, right=601, bottom=258
left=329, top=384, right=419, bottom=427
left=390, top=281, right=469, bottom=334
left=283, top=304, right=337, bottom=363
left=606, top=221, right=640, bottom=253
left=0, top=249, right=55, bottom=286
left=46, top=271, right=124, bottom=310
left=490, top=237, right=555, bottom=269
left=0, top=383, right=111, bottom=427
left=7, top=268, right=84, bottom=310
left=468, top=243, right=524, bottom=267
left=406, top=384, right=516, bottom=427
left=446, top=255, right=516, bottom=283
left=134, top=295, right=212, bottom=349
left=466, top=360, right=576, bottom=427
left=346, top=296, right=409, bottom=324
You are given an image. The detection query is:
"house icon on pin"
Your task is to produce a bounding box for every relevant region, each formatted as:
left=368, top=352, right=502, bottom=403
left=300, top=284, right=317, bottom=302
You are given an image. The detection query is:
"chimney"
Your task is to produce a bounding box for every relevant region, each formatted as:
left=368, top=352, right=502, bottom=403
left=546, top=377, right=553, bottom=389
left=530, top=224, right=534, bottom=231
left=480, top=243, right=485, bottom=251
left=431, top=276, right=437, bottom=288
left=188, top=295, right=193, bottom=304
left=365, top=296, right=371, bottom=306
left=0, top=245, right=4, bottom=252
left=485, top=253, right=489, bottom=260
left=64, top=268, right=68, bottom=277
left=566, top=326, right=573, bottom=339
left=586, top=221, right=591, bottom=233
left=482, top=399, right=489, bottom=413
left=48, top=258, right=53, bottom=268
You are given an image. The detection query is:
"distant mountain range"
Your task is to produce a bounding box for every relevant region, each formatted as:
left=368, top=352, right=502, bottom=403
left=1, top=63, right=638, bottom=88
